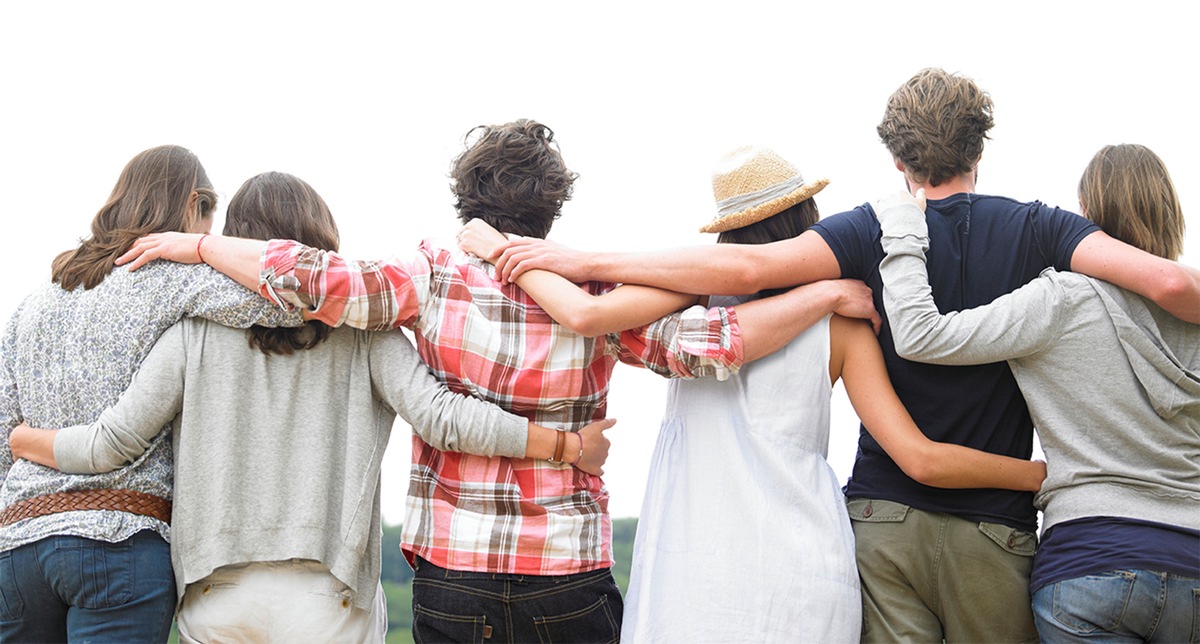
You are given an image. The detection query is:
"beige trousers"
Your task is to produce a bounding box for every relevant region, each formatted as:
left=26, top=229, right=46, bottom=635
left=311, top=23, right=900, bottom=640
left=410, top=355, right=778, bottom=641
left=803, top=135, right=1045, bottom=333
left=177, top=559, right=387, bottom=644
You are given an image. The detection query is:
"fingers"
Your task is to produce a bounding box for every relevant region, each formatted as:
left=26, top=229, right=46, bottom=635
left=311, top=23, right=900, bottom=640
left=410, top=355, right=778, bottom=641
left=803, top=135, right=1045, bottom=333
left=115, top=236, right=159, bottom=268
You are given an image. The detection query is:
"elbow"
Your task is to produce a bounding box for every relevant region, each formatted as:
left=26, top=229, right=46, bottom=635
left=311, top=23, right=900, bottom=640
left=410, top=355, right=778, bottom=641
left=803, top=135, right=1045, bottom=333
left=896, top=447, right=944, bottom=487
left=732, top=261, right=771, bottom=294
left=560, top=301, right=609, bottom=338
left=889, top=328, right=923, bottom=361
left=1151, top=265, right=1200, bottom=322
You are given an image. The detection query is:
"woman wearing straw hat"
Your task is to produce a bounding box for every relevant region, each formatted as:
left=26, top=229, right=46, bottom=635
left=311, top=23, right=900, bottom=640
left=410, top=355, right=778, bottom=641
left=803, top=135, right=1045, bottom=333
left=457, top=146, right=1047, bottom=642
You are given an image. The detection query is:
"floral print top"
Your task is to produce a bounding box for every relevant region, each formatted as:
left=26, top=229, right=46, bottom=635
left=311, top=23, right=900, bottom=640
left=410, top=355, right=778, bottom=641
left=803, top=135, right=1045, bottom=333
left=0, top=260, right=300, bottom=552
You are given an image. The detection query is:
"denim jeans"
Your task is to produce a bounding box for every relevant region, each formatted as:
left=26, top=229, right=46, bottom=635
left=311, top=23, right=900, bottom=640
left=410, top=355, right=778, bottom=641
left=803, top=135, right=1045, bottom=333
left=1032, top=569, right=1200, bottom=643
left=411, top=557, right=622, bottom=643
left=0, top=530, right=176, bottom=643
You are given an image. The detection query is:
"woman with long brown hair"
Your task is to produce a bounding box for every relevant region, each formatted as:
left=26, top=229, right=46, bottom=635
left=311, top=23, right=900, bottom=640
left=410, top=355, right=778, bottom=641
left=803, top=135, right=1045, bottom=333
left=0, top=146, right=300, bottom=642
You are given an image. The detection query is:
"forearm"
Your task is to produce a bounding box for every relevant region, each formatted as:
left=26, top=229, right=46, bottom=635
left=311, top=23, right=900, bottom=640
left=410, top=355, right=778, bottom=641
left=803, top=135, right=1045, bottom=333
left=516, top=271, right=697, bottom=337
left=586, top=233, right=837, bottom=294
left=9, top=425, right=57, bottom=470
left=53, top=416, right=159, bottom=474
left=912, top=443, right=1045, bottom=492
left=1072, top=230, right=1200, bottom=324
left=198, top=235, right=270, bottom=294
left=736, top=281, right=842, bottom=363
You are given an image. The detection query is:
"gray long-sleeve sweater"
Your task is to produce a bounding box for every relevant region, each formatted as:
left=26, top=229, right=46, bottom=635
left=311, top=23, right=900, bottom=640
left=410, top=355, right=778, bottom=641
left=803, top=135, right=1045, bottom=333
left=877, top=200, right=1200, bottom=534
left=53, top=319, right=529, bottom=610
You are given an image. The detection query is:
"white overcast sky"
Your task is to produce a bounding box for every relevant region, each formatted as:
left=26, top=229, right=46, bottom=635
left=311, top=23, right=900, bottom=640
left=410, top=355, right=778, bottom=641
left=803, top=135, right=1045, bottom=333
left=2, top=2, right=1196, bottom=523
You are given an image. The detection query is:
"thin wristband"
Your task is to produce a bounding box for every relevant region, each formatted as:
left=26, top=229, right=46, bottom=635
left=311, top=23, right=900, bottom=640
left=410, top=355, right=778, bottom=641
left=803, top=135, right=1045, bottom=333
left=196, top=233, right=211, bottom=263
left=573, top=432, right=584, bottom=466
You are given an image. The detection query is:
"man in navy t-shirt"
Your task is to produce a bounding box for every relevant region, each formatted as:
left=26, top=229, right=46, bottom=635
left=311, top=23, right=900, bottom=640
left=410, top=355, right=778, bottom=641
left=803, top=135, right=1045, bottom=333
left=485, top=69, right=1200, bottom=642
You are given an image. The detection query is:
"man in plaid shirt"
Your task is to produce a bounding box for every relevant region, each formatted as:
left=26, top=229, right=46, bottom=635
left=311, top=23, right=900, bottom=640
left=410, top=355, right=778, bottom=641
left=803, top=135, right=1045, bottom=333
left=259, top=121, right=749, bottom=640
left=118, top=119, right=877, bottom=640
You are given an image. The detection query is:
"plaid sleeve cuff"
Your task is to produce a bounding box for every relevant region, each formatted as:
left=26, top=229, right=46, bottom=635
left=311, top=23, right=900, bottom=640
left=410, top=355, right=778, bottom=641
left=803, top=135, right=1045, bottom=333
left=258, top=239, right=304, bottom=307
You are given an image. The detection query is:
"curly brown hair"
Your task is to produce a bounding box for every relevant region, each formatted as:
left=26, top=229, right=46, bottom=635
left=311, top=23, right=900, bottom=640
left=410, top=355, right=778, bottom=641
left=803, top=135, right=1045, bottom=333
left=877, top=68, right=994, bottom=187
left=1078, top=144, right=1184, bottom=261
left=450, top=119, right=577, bottom=239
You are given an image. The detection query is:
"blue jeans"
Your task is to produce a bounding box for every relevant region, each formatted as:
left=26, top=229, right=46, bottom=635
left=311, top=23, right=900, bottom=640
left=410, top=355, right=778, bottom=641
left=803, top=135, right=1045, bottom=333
left=1033, top=569, right=1200, bottom=643
left=0, top=530, right=176, bottom=643
left=411, top=557, right=622, bottom=643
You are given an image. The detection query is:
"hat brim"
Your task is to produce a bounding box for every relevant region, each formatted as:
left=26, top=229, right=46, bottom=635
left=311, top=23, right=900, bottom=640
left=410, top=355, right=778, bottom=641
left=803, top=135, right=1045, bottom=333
left=699, top=178, right=830, bottom=233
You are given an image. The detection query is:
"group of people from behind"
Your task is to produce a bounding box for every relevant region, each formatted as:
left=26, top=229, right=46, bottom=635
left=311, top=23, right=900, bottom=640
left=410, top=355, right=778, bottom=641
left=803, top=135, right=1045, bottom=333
left=0, top=65, right=1197, bottom=644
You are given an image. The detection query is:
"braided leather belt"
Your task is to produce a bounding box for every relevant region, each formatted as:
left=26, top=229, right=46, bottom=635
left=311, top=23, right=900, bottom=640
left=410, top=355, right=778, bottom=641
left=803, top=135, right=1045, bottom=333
left=0, top=489, right=172, bottom=527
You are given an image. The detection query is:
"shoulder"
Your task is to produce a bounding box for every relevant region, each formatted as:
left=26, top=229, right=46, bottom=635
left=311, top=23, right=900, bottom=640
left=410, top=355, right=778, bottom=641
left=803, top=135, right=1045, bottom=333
left=811, top=203, right=877, bottom=237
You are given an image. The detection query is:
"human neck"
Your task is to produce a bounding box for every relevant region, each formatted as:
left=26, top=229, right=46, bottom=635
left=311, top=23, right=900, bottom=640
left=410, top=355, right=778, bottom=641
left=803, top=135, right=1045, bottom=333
left=908, top=172, right=976, bottom=200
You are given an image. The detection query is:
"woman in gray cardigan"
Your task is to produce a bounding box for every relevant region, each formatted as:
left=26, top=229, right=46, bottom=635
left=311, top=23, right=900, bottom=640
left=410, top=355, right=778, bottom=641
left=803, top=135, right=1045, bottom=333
left=11, top=172, right=613, bottom=642
left=873, top=144, right=1198, bottom=643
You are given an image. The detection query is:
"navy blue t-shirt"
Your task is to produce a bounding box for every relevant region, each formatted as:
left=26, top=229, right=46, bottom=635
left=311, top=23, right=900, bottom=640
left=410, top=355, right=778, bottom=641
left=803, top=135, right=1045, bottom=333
left=811, top=193, right=1100, bottom=532
left=1030, top=517, right=1200, bottom=593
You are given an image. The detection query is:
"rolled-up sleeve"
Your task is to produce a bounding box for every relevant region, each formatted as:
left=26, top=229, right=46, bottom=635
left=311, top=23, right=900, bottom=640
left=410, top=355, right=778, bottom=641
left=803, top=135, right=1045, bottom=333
left=616, top=304, right=744, bottom=381
left=259, top=239, right=432, bottom=332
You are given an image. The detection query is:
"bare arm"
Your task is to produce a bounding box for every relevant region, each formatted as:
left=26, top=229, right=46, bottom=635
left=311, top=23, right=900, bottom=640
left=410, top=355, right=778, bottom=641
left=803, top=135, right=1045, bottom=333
left=1071, top=230, right=1200, bottom=324
left=734, top=280, right=880, bottom=362
left=490, top=228, right=842, bottom=294
left=458, top=218, right=698, bottom=336
left=9, top=424, right=56, bottom=469
left=830, top=315, right=1045, bottom=491
left=117, top=232, right=267, bottom=294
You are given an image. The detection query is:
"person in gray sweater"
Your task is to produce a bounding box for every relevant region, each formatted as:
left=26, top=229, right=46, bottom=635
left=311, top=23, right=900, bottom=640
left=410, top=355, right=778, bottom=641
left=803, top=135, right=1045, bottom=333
left=10, top=172, right=614, bottom=642
left=874, top=144, right=1199, bottom=643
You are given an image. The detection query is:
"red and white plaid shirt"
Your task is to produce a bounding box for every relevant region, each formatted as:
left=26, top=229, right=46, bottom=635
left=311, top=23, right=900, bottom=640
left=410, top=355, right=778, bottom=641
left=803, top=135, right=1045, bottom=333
left=259, top=238, right=743, bottom=575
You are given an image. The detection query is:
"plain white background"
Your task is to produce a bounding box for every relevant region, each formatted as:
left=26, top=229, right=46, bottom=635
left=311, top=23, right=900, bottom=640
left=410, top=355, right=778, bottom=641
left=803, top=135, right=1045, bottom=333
left=2, top=2, right=1196, bottom=522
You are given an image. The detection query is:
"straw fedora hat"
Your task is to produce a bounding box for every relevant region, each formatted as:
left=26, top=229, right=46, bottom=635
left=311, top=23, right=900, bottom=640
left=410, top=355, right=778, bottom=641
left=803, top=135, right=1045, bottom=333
left=699, top=146, right=829, bottom=233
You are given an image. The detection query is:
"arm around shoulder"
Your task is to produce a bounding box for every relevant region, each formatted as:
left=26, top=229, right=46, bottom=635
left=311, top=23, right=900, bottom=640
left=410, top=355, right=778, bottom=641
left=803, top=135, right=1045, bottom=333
left=1072, top=230, right=1200, bottom=324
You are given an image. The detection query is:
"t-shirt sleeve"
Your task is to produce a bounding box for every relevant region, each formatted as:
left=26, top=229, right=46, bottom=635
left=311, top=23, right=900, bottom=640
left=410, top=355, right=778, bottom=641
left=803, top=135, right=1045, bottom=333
left=809, top=205, right=881, bottom=280
left=1030, top=204, right=1101, bottom=270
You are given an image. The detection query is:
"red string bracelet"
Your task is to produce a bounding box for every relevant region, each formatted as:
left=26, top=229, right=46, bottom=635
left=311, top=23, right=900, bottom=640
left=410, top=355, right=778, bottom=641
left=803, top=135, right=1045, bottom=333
left=196, top=233, right=210, bottom=263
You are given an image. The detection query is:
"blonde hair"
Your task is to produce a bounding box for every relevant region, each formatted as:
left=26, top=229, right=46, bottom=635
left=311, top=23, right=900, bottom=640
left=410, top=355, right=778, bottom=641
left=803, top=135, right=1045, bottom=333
left=1078, top=144, right=1184, bottom=260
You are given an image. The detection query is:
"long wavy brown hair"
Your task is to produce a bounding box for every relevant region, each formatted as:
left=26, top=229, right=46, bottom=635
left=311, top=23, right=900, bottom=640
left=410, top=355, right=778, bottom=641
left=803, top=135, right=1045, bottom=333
left=52, top=145, right=216, bottom=290
left=222, top=172, right=340, bottom=355
left=450, top=119, right=577, bottom=239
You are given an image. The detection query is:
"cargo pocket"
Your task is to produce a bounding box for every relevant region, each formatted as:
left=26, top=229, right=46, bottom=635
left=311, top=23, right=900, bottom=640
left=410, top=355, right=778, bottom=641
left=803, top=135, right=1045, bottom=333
left=978, top=521, right=1037, bottom=557
left=846, top=498, right=910, bottom=523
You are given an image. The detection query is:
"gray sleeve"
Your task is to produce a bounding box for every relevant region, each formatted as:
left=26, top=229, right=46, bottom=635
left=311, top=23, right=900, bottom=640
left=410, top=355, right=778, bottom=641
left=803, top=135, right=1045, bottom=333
left=878, top=201, right=1067, bottom=364
left=368, top=330, right=528, bottom=458
left=54, top=323, right=187, bottom=473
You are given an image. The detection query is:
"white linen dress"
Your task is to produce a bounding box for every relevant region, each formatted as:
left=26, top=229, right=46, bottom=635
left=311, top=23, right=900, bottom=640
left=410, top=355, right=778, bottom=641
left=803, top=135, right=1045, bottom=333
left=621, top=311, right=861, bottom=643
